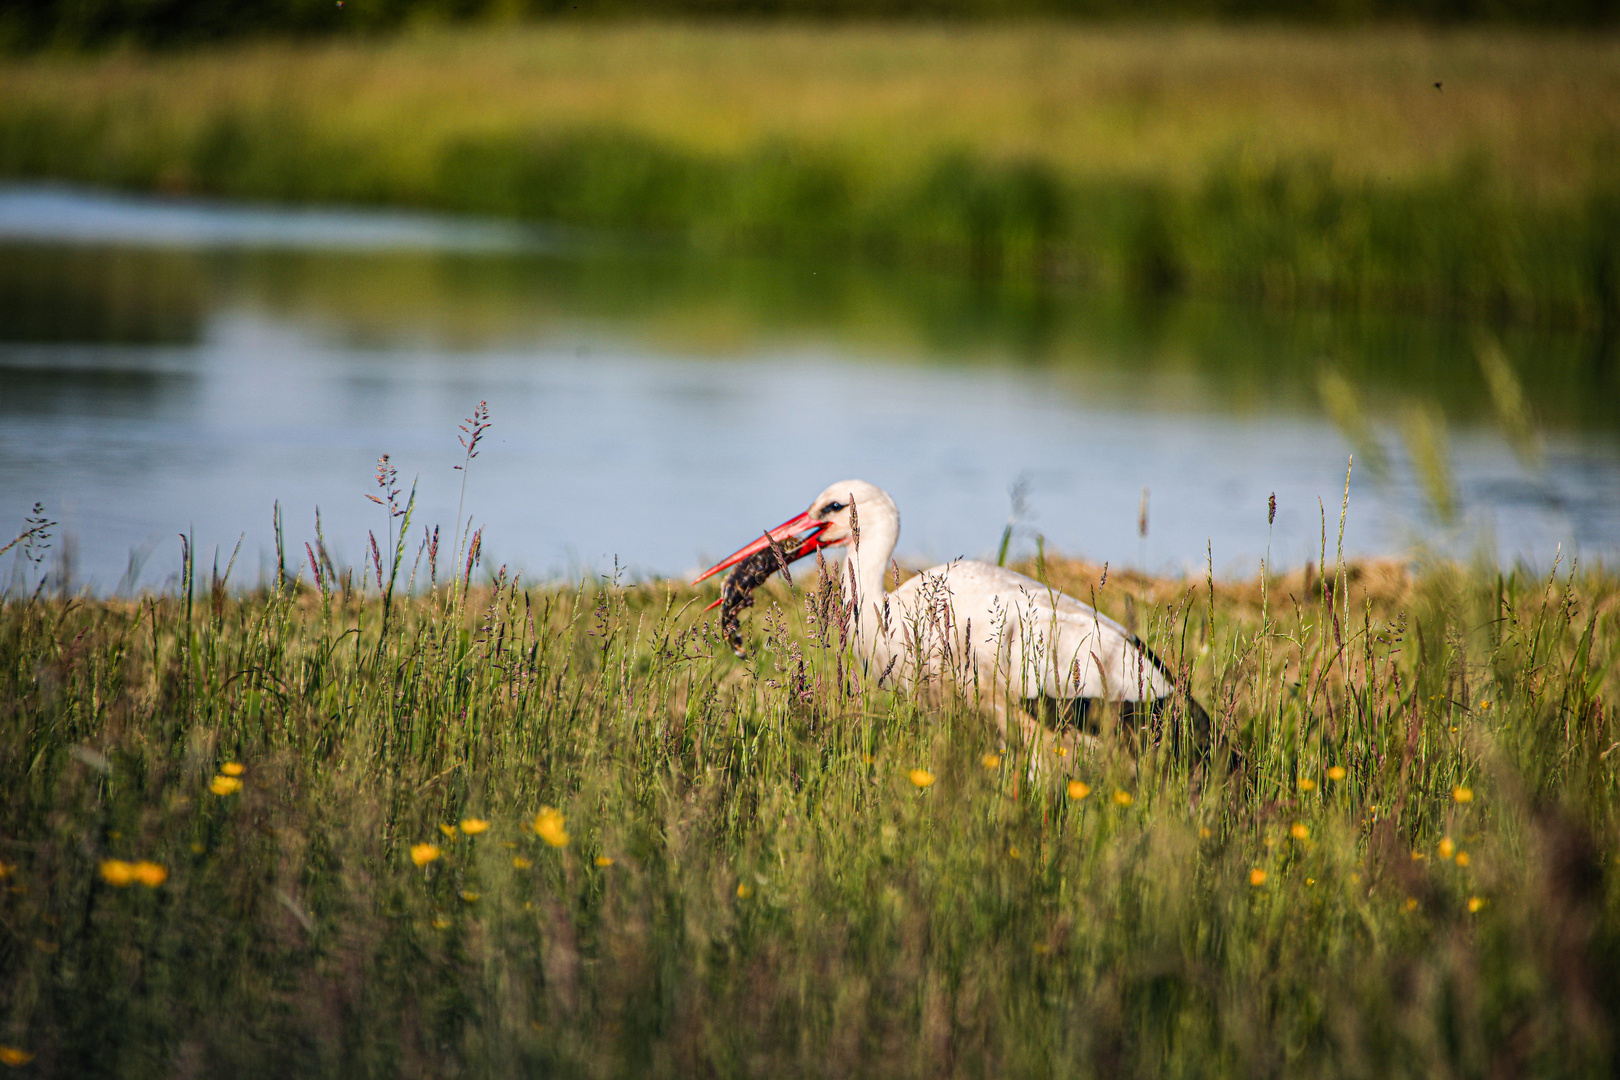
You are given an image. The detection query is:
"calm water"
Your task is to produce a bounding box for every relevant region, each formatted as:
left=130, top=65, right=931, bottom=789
left=1, top=183, right=1617, bottom=593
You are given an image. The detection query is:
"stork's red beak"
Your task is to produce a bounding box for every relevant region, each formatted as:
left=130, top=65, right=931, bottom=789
left=694, top=510, right=830, bottom=605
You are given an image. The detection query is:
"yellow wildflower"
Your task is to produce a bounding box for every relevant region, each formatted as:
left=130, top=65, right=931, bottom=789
left=736, top=882, right=752, bottom=899
left=1305, top=877, right=1316, bottom=886
left=1066, top=780, right=1091, bottom=801
left=438, top=824, right=457, bottom=837
left=1199, top=827, right=1211, bottom=839
left=1053, top=745, right=1067, bottom=758
left=909, top=769, right=936, bottom=789
left=1455, top=851, right=1471, bottom=868
left=512, top=856, right=532, bottom=869
left=132, top=861, right=168, bottom=887
left=1326, top=766, right=1346, bottom=781
left=459, top=819, right=490, bottom=836
left=981, top=753, right=1001, bottom=769
left=432, top=917, right=451, bottom=929
left=1437, top=837, right=1455, bottom=860
left=410, top=843, right=441, bottom=867
left=1412, top=851, right=1426, bottom=861
left=1290, top=823, right=1309, bottom=841
left=1112, top=789, right=1133, bottom=807
left=1468, top=896, right=1486, bottom=913
left=1299, top=778, right=1318, bottom=793
left=1008, top=846, right=1022, bottom=860
left=460, top=890, right=480, bottom=903
left=99, top=859, right=137, bottom=887
left=1453, top=786, right=1474, bottom=803
left=1403, top=897, right=1419, bottom=912
left=1249, top=869, right=1267, bottom=886
left=594, top=856, right=614, bottom=868
left=0, top=1047, right=35, bottom=1067
left=534, top=808, right=569, bottom=848
left=220, top=762, right=245, bottom=777
left=209, top=775, right=242, bottom=796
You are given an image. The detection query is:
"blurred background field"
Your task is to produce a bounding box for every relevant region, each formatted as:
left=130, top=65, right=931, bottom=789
left=2, top=23, right=1618, bottom=322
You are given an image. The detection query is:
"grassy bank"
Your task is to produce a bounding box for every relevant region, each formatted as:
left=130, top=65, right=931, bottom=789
left=2, top=520, right=1618, bottom=1073
left=2, top=23, right=1618, bottom=324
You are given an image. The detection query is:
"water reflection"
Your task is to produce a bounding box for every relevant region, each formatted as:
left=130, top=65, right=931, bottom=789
left=0, top=184, right=1614, bottom=592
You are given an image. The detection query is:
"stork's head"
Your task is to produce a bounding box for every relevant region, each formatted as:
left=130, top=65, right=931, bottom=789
left=801, top=479, right=897, bottom=552
left=693, top=478, right=898, bottom=586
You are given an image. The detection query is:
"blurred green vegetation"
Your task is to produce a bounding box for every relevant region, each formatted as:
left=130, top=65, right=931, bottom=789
left=1, top=517, right=1617, bottom=1074
left=1, top=24, right=1616, bottom=323
left=0, top=0, right=1614, bottom=51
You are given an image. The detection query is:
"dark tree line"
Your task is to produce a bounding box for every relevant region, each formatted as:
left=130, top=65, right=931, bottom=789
left=1, top=0, right=1614, bottom=50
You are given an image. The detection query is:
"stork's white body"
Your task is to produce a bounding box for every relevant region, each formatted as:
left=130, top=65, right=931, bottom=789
left=833, top=483, right=1173, bottom=708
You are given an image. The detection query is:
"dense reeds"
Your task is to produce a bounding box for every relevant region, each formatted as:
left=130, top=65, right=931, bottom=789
left=1, top=497, right=1616, bottom=1074
left=2, top=24, right=1617, bottom=324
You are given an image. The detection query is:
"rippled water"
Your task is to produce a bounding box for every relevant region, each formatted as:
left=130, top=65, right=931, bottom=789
left=1, top=184, right=1616, bottom=592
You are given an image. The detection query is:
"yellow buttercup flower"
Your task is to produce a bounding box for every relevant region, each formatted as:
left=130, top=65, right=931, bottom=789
left=1455, top=851, right=1471, bottom=867
left=1403, top=897, right=1419, bottom=912
left=1199, top=827, right=1211, bottom=839
left=410, top=843, right=441, bottom=867
left=534, top=808, right=569, bottom=848
left=220, top=762, right=245, bottom=777
left=1066, top=780, right=1091, bottom=801
left=908, top=769, right=936, bottom=789
left=981, top=753, right=1001, bottom=769
left=209, top=775, right=242, bottom=796
left=1453, top=786, right=1474, bottom=803
left=1437, top=837, right=1455, bottom=860
left=1249, top=869, right=1267, bottom=886
left=438, top=824, right=457, bottom=837
left=132, top=861, right=168, bottom=887
left=594, top=856, right=614, bottom=867
left=1290, top=823, right=1309, bottom=841
left=99, top=859, right=137, bottom=887
left=459, top=819, right=490, bottom=835
left=460, top=890, right=480, bottom=902
left=1326, top=766, right=1346, bottom=781
left=1305, top=877, right=1316, bottom=886
left=432, top=917, right=451, bottom=930
left=1112, top=789, right=1133, bottom=807
left=1299, top=778, right=1318, bottom=793
left=1052, top=745, right=1067, bottom=758
left=0, top=1046, right=35, bottom=1067
left=1468, top=896, right=1486, bottom=913
left=512, top=856, right=532, bottom=869
left=736, top=882, right=752, bottom=899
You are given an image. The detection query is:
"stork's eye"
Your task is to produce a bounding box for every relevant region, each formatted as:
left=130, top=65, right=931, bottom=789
left=820, top=501, right=847, bottom=516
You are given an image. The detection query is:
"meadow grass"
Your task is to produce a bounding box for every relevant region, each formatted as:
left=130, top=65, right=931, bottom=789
left=1, top=23, right=1618, bottom=323
left=1, top=508, right=1617, bottom=1075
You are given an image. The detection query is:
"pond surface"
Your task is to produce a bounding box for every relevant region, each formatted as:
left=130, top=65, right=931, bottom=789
left=1, top=183, right=1616, bottom=593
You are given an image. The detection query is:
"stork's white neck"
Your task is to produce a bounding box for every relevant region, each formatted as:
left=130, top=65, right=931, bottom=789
left=839, top=498, right=900, bottom=647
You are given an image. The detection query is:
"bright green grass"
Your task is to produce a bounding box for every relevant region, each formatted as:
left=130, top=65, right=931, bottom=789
left=1, top=23, right=1618, bottom=323
left=1, top=517, right=1617, bottom=1075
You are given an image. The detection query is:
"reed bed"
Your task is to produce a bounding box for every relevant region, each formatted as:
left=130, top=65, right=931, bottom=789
left=1, top=491, right=1617, bottom=1076
left=1, top=23, right=1617, bottom=323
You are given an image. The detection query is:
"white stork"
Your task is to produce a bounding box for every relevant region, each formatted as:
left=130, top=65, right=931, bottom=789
left=695, top=479, right=1211, bottom=759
